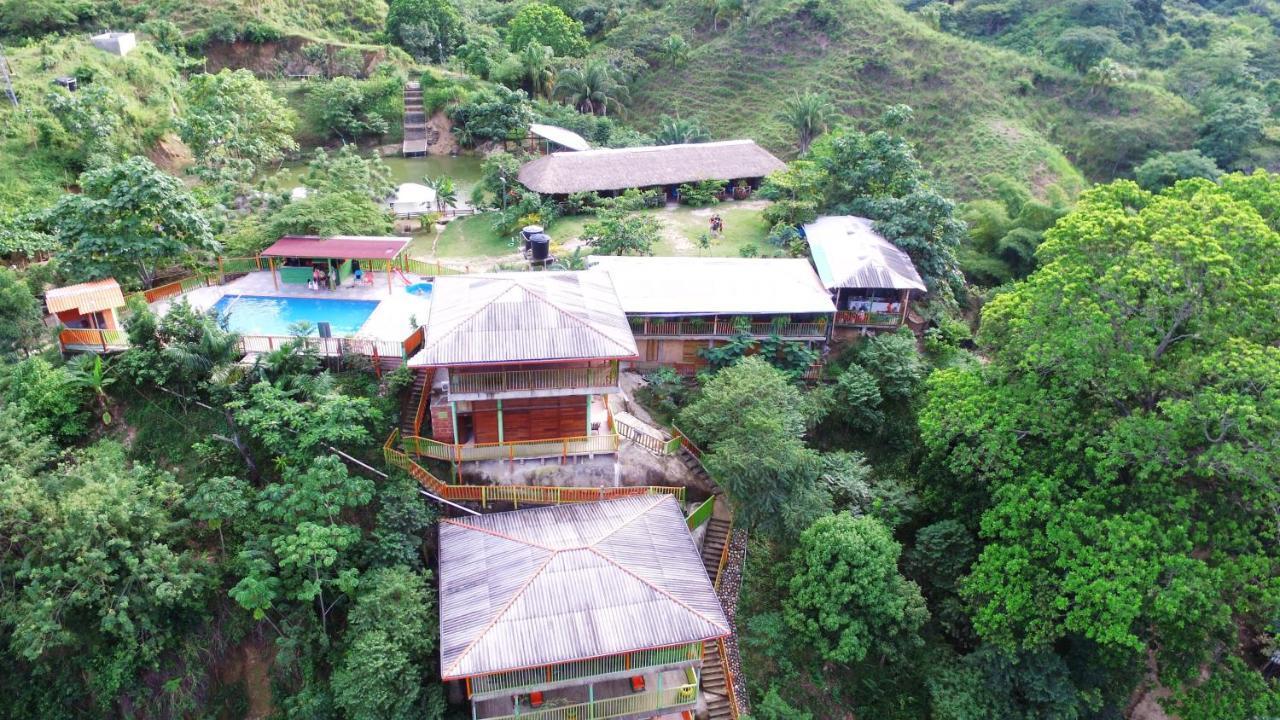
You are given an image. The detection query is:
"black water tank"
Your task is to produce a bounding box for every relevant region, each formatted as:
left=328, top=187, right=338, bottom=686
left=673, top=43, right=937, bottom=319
left=528, top=233, right=551, bottom=262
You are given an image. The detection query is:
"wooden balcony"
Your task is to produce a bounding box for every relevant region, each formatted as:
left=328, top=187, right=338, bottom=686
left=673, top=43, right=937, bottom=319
left=475, top=671, right=699, bottom=720
left=448, top=366, right=619, bottom=400
left=834, top=309, right=902, bottom=328
left=403, top=431, right=621, bottom=463
left=467, top=643, right=703, bottom=698
left=58, top=328, right=128, bottom=353
left=629, top=318, right=828, bottom=339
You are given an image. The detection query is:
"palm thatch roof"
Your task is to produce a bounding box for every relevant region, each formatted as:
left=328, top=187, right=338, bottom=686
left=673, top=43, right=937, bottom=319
left=517, top=140, right=785, bottom=194
left=438, top=496, right=730, bottom=679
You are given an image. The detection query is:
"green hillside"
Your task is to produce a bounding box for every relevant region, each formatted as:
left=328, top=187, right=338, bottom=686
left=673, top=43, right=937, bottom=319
left=619, top=0, right=1196, bottom=199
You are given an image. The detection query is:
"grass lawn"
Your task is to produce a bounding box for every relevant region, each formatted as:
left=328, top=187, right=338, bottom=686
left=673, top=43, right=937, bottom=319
left=411, top=202, right=777, bottom=264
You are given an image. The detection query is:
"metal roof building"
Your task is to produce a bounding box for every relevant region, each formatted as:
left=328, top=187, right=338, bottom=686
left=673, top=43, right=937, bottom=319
left=45, top=278, right=126, bottom=315
left=438, top=496, right=730, bottom=679
left=408, top=272, right=638, bottom=367
left=802, top=216, right=927, bottom=292
left=586, top=256, right=835, bottom=316
left=518, top=140, right=785, bottom=195
left=529, top=123, right=591, bottom=152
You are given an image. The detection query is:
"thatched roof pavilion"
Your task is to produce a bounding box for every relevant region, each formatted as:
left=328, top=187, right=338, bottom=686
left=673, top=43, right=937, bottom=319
left=517, top=140, right=785, bottom=195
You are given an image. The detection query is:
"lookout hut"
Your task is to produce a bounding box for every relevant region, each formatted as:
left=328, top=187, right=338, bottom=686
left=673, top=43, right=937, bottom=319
left=259, top=235, right=412, bottom=294
left=517, top=140, right=785, bottom=200
left=439, top=495, right=729, bottom=720
left=386, top=182, right=437, bottom=216
left=46, top=278, right=129, bottom=352
left=802, top=215, right=926, bottom=331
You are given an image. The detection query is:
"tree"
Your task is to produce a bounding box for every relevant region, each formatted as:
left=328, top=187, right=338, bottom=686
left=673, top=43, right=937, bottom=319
left=920, top=178, right=1280, bottom=713
left=659, top=34, right=690, bottom=68
left=519, top=42, right=556, bottom=98
left=1134, top=149, right=1221, bottom=191
left=66, top=354, right=115, bottom=425
left=582, top=207, right=659, bottom=256
left=178, top=69, right=297, bottom=186
left=653, top=114, right=710, bottom=145
left=231, top=381, right=381, bottom=463
left=266, top=192, right=394, bottom=242
left=506, top=3, right=589, bottom=57
left=385, top=0, right=465, bottom=63
left=0, top=356, right=88, bottom=442
left=306, top=77, right=396, bottom=142
left=783, top=513, right=927, bottom=664
left=425, top=175, right=458, bottom=212
left=1053, top=26, right=1120, bottom=73
left=778, top=92, right=836, bottom=154
left=554, top=60, right=628, bottom=116
left=48, top=157, right=217, bottom=288
left=1196, top=97, right=1267, bottom=167
left=447, top=86, right=534, bottom=144
left=301, top=146, right=396, bottom=201
left=0, top=268, right=45, bottom=358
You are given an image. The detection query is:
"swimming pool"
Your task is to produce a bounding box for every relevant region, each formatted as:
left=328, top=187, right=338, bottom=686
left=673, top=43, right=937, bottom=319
left=211, top=295, right=381, bottom=337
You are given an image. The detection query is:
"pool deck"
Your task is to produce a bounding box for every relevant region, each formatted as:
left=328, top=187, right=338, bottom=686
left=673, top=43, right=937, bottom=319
left=158, top=270, right=432, bottom=344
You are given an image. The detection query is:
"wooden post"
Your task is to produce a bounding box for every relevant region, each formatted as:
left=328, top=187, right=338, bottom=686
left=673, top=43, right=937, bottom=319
left=269, top=257, right=279, bottom=290
left=899, top=289, right=911, bottom=325
left=386, top=258, right=393, bottom=294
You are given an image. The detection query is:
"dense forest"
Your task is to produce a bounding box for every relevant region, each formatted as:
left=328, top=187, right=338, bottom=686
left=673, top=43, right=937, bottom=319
left=1, top=0, right=1279, bottom=718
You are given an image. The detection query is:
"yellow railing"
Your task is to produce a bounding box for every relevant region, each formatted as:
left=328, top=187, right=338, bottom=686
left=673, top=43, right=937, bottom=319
left=403, top=432, right=620, bottom=462
left=718, top=638, right=740, bottom=720
left=834, top=309, right=901, bottom=327
left=58, top=327, right=128, bottom=350
left=403, top=256, right=464, bottom=277
left=239, top=335, right=407, bottom=360
left=449, top=366, right=618, bottom=396
left=483, top=684, right=699, bottom=720
left=384, top=431, right=683, bottom=508
left=469, top=643, right=702, bottom=697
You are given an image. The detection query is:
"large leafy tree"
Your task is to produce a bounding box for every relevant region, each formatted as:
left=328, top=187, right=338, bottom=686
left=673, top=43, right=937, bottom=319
left=0, top=268, right=46, bottom=358
left=582, top=207, right=659, bottom=256
left=506, top=2, right=589, bottom=57
left=48, top=157, right=217, bottom=288
left=178, top=69, right=297, bottom=186
left=385, top=0, right=465, bottom=63
left=920, top=177, right=1280, bottom=715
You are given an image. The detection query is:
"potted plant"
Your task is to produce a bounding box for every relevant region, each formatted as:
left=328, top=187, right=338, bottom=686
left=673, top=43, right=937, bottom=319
left=733, top=179, right=750, bottom=200
left=770, top=314, right=791, bottom=331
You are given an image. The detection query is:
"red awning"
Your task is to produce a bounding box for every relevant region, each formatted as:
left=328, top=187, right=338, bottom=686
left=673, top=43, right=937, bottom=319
left=261, top=235, right=411, bottom=260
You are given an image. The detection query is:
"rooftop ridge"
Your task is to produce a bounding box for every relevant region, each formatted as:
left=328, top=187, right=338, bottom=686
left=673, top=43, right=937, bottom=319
left=547, top=139, right=755, bottom=158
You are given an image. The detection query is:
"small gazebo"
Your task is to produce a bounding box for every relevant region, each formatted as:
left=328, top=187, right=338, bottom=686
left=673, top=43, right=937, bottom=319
left=259, top=235, right=413, bottom=295
left=46, top=278, right=129, bottom=352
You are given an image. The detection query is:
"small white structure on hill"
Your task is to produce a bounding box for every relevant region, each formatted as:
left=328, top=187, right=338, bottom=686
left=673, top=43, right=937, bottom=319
left=290, top=187, right=310, bottom=202
left=91, top=32, right=136, bottom=57
left=387, top=182, right=436, bottom=216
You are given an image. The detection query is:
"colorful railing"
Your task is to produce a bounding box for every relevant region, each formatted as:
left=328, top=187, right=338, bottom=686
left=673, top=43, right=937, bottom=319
left=402, top=432, right=621, bottom=463
left=685, top=496, right=716, bottom=530
left=630, top=318, right=828, bottom=338
left=834, top=309, right=901, bottom=327
left=468, top=643, right=703, bottom=697
left=239, top=335, right=407, bottom=361
left=384, top=431, right=683, bottom=508
left=718, top=637, right=740, bottom=720
left=403, top=256, right=464, bottom=277
left=58, top=328, right=128, bottom=351
left=483, top=684, right=699, bottom=720
left=449, top=366, right=618, bottom=396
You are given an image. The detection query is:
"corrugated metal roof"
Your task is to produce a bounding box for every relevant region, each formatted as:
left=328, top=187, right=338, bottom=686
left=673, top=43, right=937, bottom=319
left=587, top=256, right=835, bottom=315
left=803, top=216, right=927, bottom=292
left=530, top=123, right=591, bottom=152
left=518, top=140, right=785, bottom=194
left=45, top=278, right=125, bottom=314
left=260, top=235, right=411, bottom=260
left=438, top=496, right=730, bottom=679
left=409, top=272, right=638, bottom=367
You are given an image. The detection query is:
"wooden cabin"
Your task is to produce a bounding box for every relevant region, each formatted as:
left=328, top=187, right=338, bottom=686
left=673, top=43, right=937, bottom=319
left=46, top=279, right=129, bottom=353
left=405, top=272, right=637, bottom=463
left=802, top=216, right=926, bottom=332
left=439, top=496, right=728, bottom=720
left=587, top=256, right=836, bottom=375
left=517, top=140, right=784, bottom=201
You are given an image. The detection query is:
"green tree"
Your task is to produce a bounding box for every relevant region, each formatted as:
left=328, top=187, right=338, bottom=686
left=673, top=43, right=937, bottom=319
left=186, top=475, right=251, bottom=554
left=518, top=43, right=556, bottom=98
left=582, top=207, right=658, bottom=255
left=920, top=178, right=1280, bottom=712
left=0, top=268, right=46, bottom=358
left=49, top=157, right=217, bottom=288
left=385, top=0, right=465, bottom=62
left=302, top=146, right=396, bottom=201
left=1134, top=149, right=1221, bottom=192
left=653, top=114, right=710, bottom=145
left=1, top=356, right=89, bottom=442
left=1053, top=26, right=1120, bottom=73
left=554, top=59, right=628, bottom=116
left=307, top=76, right=397, bottom=142
left=266, top=192, right=394, bottom=242
left=659, top=34, right=690, bottom=68
left=778, top=91, right=836, bottom=154
left=783, top=513, right=927, bottom=664
left=179, top=69, right=298, bottom=186
left=506, top=3, right=589, bottom=57
left=1196, top=97, right=1267, bottom=167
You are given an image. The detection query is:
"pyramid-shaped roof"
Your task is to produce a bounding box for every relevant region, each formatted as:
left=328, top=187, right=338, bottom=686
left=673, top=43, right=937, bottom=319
left=408, top=272, right=637, bottom=366
left=438, top=496, right=730, bottom=679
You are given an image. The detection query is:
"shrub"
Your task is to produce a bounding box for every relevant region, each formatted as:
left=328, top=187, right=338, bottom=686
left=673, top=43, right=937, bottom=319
left=677, top=179, right=724, bottom=207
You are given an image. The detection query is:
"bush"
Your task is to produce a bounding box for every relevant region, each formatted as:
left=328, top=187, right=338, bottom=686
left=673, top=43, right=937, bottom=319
left=1134, top=150, right=1221, bottom=192
left=677, top=179, right=724, bottom=207
left=0, top=357, right=88, bottom=442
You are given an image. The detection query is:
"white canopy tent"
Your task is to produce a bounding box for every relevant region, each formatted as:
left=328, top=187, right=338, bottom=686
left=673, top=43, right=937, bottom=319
left=387, top=182, right=437, bottom=216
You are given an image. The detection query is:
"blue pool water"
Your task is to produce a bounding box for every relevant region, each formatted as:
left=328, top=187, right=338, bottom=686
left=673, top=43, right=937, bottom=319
left=406, top=281, right=433, bottom=296
left=211, top=295, right=381, bottom=337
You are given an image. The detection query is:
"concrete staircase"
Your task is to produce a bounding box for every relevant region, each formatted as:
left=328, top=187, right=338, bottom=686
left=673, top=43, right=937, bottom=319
left=679, top=445, right=712, bottom=485
left=402, top=81, right=427, bottom=156
left=400, top=370, right=428, bottom=438
left=701, top=516, right=731, bottom=580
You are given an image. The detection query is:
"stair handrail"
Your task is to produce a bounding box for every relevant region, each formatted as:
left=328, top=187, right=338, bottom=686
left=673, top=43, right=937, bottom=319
left=670, top=424, right=703, bottom=458
left=412, top=376, right=430, bottom=437
left=717, top=637, right=741, bottom=720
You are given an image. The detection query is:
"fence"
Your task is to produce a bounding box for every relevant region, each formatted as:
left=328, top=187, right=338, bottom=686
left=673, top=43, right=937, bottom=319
left=403, top=257, right=465, bottom=277
left=834, top=309, right=901, bottom=328
left=449, top=366, right=617, bottom=396
left=402, top=432, right=620, bottom=463
left=58, top=327, right=128, bottom=351
left=483, top=683, right=699, bottom=720
left=630, top=318, right=829, bottom=339
left=239, top=335, right=407, bottom=360
left=685, top=496, right=716, bottom=530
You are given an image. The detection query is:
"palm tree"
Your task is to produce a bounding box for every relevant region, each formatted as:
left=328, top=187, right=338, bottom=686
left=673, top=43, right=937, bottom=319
left=519, top=43, right=556, bottom=98
left=660, top=34, right=690, bottom=68
left=778, top=91, right=837, bottom=154
left=425, top=175, right=458, bottom=213
left=68, top=354, right=116, bottom=425
left=554, top=60, right=629, bottom=117
left=654, top=114, right=711, bottom=145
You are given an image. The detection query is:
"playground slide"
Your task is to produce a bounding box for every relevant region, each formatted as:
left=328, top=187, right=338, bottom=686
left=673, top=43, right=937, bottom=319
left=394, top=268, right=413, bottom=285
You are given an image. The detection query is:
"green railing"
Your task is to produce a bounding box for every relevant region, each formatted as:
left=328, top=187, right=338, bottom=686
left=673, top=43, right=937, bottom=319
left=834, top=309, right=901, bottom=327
left=686, top=496, right=716, bottom=530
left=403, top=433, right=621, bottom=462
left=449, top=366, right=618, bottom=396
left=469, top=643, right=703, bottom=697
left=485, top=684, right=699, bottom=720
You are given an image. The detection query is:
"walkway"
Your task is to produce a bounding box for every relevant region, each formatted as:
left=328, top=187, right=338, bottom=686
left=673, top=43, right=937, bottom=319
left=403, top=81, right=428, bottom=156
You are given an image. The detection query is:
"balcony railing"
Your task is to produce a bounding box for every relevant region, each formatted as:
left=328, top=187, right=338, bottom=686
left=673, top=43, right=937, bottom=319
left=834, top=309, right=901, bottom=328
left=403, top=432, right=620, bottom=463
left=480, top=683, right=699, bottom=720
left=629, top=319, right=828, bottom=338
left=58, top=328, right=128, bottom=351
left=468, top=643, right=703, bottom=697
left=449, top=366, right=618, bottom=396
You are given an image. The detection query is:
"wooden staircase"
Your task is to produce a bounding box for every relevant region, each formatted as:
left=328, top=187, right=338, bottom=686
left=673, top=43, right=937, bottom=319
left=701, top=640, right=733, bottom=720
left=400, top=370, right=428, bottom=438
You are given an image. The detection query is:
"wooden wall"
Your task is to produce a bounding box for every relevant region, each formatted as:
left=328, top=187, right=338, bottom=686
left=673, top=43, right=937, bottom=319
left=470, top=396, right=588, bottom=443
